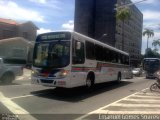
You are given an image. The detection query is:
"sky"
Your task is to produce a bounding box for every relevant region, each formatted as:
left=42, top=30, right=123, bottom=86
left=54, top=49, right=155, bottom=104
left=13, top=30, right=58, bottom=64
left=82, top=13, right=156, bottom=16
left=0, top=0, right=160, bottom=54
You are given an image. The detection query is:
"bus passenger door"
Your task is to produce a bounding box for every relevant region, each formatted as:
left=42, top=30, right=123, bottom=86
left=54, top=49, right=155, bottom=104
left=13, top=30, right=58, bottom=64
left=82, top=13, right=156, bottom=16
left=71, top=39, right=86, bottom=87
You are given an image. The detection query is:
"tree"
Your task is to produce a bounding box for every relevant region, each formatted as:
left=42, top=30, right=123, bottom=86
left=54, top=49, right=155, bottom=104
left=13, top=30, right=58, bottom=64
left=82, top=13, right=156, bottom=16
left=152, top=39, right=160, bottom=54
left=152, top=39, right=160, bottom=50
left=116, top=6, right=131, bottom=51
left=144, top=48, right=160, bottom=58
left=143, top=28, right=154, bottom=52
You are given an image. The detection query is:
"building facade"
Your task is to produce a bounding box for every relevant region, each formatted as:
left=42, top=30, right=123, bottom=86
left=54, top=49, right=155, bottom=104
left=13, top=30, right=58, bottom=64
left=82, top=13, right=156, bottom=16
left=74, top=0, right=143, bottom=67
left=0, top=18, right=38, bottom=41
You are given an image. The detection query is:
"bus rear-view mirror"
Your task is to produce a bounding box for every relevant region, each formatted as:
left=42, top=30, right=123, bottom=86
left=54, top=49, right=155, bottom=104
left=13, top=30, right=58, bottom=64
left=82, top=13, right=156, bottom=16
left=76, top=42, right=81, bottom=50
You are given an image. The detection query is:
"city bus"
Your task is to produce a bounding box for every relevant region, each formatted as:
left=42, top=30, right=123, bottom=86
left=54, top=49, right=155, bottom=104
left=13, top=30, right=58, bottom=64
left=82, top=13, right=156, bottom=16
left=143, top=58, right=160, bottom=78
left=31, top=31, right=130, bottom=88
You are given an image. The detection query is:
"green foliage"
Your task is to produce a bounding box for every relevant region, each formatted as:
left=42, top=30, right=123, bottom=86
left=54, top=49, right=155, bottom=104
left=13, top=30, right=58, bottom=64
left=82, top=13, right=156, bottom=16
left=144, top=48, right=160, bottom=58
left=116, top=6, right=131, bottom=50
left=152, top=39, right=160, bottom=47
left=116, top=7, right=131, bottom=21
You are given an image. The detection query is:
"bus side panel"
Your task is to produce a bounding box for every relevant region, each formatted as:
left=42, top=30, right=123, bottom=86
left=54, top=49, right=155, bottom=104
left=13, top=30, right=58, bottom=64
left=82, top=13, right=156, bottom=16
left=96, top=67, right=113, bottom=82
left=70, top=67, right=86, bottom=87
left=95, top=63, right=121, bottom=83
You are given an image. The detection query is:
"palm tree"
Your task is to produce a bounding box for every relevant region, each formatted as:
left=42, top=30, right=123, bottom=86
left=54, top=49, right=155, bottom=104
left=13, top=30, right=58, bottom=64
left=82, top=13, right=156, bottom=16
left=116, top=6, right=131, bottom=51
left=143, top=28, right=154, bottom=52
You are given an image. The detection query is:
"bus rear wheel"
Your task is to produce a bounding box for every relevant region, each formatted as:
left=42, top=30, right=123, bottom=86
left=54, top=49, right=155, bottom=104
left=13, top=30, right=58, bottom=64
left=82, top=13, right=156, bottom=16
left=116, top=73, right=121, bottom=83
left=86, top=74, right=94, bottom=89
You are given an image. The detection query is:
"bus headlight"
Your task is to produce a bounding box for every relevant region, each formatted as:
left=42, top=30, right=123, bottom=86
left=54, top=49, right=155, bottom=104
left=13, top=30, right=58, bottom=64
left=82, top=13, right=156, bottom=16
left=32, top=69, right=38, bottom=76
left=59, top=70, right=69, bottom=77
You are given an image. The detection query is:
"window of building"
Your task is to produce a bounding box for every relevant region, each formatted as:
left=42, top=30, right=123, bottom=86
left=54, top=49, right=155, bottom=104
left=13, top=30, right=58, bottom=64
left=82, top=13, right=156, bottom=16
left=3, top=30, right=14, bottom=38
left=23, top=32, right=28, bottom=39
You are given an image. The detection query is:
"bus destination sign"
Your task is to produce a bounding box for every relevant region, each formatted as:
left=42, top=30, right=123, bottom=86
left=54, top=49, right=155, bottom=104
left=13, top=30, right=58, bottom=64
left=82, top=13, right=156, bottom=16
left=38, top=32, right=71, bottom=41
left=41, top=34, right=65, bottom=40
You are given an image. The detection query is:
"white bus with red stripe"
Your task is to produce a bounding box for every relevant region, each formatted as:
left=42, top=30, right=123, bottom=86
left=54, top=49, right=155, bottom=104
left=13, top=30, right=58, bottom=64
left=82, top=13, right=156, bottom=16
left=31, top=31, right=130, bottom=88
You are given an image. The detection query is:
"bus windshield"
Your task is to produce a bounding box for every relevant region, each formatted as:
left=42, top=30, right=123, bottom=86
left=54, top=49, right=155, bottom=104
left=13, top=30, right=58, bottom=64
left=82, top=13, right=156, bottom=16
left=143, top=59, right=160, bottom=72
left=33, top=41, right=70, bottom=68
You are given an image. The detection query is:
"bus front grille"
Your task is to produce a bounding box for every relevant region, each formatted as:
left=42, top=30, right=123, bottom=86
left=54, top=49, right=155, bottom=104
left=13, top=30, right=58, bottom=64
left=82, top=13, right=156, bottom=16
left=41, top=79, right=54, bottom=84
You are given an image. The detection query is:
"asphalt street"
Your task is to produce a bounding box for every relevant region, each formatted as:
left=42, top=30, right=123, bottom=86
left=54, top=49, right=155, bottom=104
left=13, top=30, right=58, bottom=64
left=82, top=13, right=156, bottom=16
left=0, top=69, right=157, bottom=120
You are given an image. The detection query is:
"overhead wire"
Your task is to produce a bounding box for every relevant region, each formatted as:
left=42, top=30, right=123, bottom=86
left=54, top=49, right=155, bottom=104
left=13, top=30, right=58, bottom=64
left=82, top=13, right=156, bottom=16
left=116, top=0, right=148, bottom=9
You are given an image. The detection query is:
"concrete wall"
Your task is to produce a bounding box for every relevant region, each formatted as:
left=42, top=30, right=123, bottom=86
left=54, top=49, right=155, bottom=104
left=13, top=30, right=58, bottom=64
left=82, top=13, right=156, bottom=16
left=0, top=23, right=18, bottom=40
left=0, top=21, right=37, bottom=41
left=18, top=22, right=37, bottom=41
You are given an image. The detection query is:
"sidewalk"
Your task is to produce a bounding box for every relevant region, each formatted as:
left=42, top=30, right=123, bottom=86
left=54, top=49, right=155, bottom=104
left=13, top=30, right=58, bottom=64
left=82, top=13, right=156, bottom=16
left=76, top=88, right=160, bottom=120
left=16, top=68, right=31, bottom=81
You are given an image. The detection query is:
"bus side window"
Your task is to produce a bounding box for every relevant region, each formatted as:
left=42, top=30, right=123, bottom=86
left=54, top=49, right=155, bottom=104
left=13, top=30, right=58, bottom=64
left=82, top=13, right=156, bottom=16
left=0, top=59, right=3, bottom=64
left=72, top=39, right=85, bottom=64
left=111, top=51, right=117, bottom=63
left=86, top=41, right=95, bottom=60
left=122, top=55, right=129, bottom=65
left=95, top=44, right=104, bottom=61
left=118, top=54, right=121, bottom=64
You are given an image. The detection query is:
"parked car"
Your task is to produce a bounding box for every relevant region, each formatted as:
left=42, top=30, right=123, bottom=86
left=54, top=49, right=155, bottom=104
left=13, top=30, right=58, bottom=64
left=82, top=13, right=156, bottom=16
left=0, top=58, right=23, bottom=84
left=132, top=68, right=142, bottom=77
left=125, top=67, right=133, bottom=79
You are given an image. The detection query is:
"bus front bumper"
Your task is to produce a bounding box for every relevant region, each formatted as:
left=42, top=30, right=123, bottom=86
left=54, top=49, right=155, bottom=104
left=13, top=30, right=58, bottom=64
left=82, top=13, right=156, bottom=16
left=31, top=76, right=68, bottom=88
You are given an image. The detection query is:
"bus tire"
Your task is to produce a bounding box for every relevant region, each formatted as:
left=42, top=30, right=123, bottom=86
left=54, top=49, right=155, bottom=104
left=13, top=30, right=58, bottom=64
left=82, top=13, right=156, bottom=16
left=146, top=76, right=149, bottom=79
left=116, top=73, right=121, bottom=83
left=86, top=73, right=95, bottom=89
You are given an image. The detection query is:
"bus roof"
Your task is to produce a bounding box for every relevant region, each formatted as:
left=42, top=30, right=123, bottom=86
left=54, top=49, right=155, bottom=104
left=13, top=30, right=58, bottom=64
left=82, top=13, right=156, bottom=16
left=37, top=30, right=129, bottom=56
left=144, top=58, right=160, bottom=60
left=72, top=31, right=129, bottom=56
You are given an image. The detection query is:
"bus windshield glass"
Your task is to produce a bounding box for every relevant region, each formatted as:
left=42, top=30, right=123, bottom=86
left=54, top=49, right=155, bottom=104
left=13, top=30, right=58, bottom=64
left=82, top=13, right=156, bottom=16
left=33, top=41, right=70, bottom=68
left=143, top=59, right=160, bottom=71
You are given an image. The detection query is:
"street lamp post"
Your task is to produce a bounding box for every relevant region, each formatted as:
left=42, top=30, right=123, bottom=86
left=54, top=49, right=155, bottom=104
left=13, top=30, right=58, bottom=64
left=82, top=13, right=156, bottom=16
left=99, top=34, right=107, bottom=41
left=99, top=34, right=114, bottom=47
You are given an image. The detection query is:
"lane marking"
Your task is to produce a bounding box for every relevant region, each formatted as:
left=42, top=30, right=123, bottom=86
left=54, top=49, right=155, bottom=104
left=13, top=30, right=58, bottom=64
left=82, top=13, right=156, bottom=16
left=0, top=92, right=37, bottom=120
left=128, top=95, right=160, bottom=99
left=123, top=98, right=160, bottom=102
left=10, top=93, right=46, bottom=100
left=75, top=88, right=149, bottom=120
left=111, top=103, right=160, bottom=107
left=135, top=93, right=160, bottom=96
left=119, top=99, right=160, bottom=104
